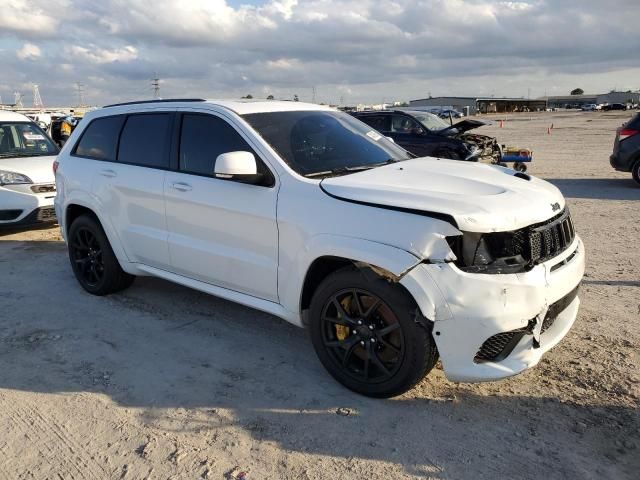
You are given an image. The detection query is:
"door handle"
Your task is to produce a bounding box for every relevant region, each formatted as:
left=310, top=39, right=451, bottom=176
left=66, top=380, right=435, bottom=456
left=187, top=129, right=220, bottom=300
left=171, top=182, right=192, bottom=192
left=99, top=169, right=117, bottom=178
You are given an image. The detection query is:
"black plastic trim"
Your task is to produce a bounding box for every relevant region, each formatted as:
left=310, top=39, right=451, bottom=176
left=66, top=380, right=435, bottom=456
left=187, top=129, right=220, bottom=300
left=103, top=99, right=205, bottom=108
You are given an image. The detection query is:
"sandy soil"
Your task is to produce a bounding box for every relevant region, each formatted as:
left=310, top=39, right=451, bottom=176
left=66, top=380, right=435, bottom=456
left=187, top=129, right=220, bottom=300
left=0, top=110, right=638, bottom=479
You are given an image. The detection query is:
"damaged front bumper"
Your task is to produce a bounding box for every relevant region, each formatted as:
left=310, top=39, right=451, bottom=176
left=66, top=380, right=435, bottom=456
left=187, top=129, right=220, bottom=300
left=400, top=235, right=585, bottom=382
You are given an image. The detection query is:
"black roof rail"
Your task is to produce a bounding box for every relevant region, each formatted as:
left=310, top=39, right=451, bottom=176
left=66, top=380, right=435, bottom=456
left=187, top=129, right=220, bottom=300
left=102, top=98, right=206, bottom=108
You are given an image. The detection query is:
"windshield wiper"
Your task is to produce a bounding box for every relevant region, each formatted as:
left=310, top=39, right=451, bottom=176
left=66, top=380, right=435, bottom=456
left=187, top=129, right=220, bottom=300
left=0, top=152, right=53, bottom=158
left=305, top=159, right=399, bottom=178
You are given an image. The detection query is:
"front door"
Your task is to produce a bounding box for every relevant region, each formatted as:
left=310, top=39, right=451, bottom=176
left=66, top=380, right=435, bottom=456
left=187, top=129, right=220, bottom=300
left=164, top=112, right=279, bottom=302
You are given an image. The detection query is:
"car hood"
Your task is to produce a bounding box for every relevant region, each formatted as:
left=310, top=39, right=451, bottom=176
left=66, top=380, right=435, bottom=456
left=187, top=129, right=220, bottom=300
left=439, top=119, right=489, bottom=135
left=320, top=158, right=565, bottom=232
left=0, top=155, right=56, bottom=184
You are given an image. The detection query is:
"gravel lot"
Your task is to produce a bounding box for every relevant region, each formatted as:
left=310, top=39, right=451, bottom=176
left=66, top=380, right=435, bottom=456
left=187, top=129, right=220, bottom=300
left=1, top=110, right=638, bottom=479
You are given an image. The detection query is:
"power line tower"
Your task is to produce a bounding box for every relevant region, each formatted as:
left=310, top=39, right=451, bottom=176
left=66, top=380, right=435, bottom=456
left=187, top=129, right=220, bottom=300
left=32, top=84, right=43, bottom=108
left=75, top=83, right=85, bottom=107
left=14, top=91, right=24, bottom=108
left=151, top=75, right=160, bottom=99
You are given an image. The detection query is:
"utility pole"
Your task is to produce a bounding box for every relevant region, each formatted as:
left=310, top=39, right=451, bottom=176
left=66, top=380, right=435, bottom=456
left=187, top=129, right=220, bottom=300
left=151, top=74, right=160, bottom=99
left=32, top=84, right=43, bottom=108
left=312, top=86, right=316, bottom=104
left=75, top=83, right=85, bottom=107
left=13, top=91, right=23, bottom=108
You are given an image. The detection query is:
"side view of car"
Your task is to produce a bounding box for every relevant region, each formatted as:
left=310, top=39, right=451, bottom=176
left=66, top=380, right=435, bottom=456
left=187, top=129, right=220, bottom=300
left=55, top=99, right=584, bottom=397
left=603, top=103, right=627, bottom=111
left=351, top=109, right=501, bottom=163
left=0, top=110, right=59, bottom=227
left=610, top=112, right=640, bottom=185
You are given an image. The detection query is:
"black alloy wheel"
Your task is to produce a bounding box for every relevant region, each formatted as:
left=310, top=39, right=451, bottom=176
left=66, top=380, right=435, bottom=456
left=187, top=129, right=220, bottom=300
left=70, top=226, right=104, bottom=287
left=309, top=267, right=438, bottom=398
left=320, top=288, right=404, bottom=384
left=67, top=214, right=135, bottom=295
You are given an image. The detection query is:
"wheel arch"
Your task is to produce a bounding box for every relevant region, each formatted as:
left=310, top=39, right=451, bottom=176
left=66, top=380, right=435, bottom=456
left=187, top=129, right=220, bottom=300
left=288, top=235, right=426, bottom=326
left=63, top=201, right=137, bottom=274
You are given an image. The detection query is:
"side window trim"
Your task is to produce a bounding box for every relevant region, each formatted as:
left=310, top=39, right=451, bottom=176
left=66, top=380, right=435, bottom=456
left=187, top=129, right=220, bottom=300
left=175, top=112, right=276, bottom=188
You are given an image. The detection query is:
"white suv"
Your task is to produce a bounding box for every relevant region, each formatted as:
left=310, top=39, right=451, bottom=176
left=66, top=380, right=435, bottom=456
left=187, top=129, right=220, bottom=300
left=1, top=111, right=59, bottom=227
left=54, top=99, right=585, bottom=397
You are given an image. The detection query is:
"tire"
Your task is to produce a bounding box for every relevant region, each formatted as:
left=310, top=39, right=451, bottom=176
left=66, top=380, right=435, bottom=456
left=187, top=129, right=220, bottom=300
left=309, top=267, right=438, bottom=398
left=632, top=160, right=640, bottom=185
left=67, top=214, right=135, bottom=295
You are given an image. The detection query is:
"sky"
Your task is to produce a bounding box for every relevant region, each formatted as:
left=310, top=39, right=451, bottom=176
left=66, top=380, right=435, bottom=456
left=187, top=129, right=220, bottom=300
left=1, top=0, right=639, bottom=107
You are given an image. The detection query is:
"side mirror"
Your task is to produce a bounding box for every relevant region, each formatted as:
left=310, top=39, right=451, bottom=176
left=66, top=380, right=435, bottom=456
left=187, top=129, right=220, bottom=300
left=215, top=151, right=257, bottom=179
left=410, top=127, right=425, bottom=135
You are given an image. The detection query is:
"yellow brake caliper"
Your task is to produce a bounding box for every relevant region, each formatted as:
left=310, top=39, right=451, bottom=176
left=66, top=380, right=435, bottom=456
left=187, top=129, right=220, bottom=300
left=335, top=298, right=351, bottom=341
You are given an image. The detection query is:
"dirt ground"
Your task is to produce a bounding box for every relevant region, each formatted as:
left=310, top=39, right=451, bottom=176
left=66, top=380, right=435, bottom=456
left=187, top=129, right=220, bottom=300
left=1, top=110, right=638, bottom=480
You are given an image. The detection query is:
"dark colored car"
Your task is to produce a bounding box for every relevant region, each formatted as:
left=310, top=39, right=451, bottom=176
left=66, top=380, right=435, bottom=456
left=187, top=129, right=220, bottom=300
left=351, top=109, right=501, bottom=162
left=603, top=103, right=627, bottom=111
left=610, top=113, right=640, bottom=184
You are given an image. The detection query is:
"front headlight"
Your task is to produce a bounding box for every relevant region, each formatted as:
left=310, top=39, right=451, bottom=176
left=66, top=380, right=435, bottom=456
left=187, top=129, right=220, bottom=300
left=0, top=170, right=33, bottom=186
left=447, top=232, right=529, bottom=274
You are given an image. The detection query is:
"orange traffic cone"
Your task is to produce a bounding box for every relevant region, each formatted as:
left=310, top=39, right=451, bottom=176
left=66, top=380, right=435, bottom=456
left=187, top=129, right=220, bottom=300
left=547, top=126, right=551, bottom=135
left=500, top=120, right=504, bottom=128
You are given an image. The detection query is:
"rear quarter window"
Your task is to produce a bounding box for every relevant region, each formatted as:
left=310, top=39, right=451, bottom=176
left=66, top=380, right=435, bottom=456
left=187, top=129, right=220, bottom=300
left=73, top=116, right=124, bottom=161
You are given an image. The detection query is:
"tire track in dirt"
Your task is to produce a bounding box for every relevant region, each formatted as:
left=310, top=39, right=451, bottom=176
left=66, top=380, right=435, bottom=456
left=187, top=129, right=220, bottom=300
left=3, top=397, right=110, bottom=479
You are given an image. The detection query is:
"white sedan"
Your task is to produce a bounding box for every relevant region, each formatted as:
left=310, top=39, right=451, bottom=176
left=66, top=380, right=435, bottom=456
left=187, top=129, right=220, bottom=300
left=0, top=110, right=58, bottom=227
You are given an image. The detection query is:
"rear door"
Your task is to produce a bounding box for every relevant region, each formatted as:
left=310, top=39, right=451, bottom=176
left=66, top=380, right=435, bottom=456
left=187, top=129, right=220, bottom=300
left=164, top=111, right=279, bottom=301
left=79, top=112, right=173, bottom=269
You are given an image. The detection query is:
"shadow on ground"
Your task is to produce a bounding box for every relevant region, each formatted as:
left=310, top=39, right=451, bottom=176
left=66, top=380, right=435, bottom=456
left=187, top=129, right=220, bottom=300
left=547, top=178, right=640, bottom=200
left=0, top=240, right=638, bottom=479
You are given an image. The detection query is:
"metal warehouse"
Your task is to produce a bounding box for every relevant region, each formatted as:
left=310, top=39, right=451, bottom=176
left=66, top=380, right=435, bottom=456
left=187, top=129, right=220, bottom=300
left=409, top=96, right=547, bottom=114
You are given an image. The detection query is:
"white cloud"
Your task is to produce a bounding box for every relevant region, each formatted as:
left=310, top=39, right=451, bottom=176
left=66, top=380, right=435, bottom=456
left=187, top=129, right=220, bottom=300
left=68, top=45, right=138, bottom=64
left=16, top=43, right=42, bottom=60
left=0, top=0, right=60, bottom=36
left=2, top=0, right=640, bottom=105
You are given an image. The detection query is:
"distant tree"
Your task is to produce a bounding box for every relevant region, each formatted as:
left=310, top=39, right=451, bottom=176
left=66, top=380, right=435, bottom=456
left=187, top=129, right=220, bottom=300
left=398, top=101, right=409, bottom=107
left=242, top=94, right=253, bottom=99
left=293, top=94, right=299, bottom=102
left=266, top=94, right=274, bottom=100
left=570, top=88, right=584, bottom=95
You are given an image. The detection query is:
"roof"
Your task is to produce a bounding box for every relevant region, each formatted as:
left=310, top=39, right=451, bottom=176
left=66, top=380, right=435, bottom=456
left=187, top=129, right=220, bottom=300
left=101, top=98, right=334, bottom=115
left=0, top=110, right=33, bottom=122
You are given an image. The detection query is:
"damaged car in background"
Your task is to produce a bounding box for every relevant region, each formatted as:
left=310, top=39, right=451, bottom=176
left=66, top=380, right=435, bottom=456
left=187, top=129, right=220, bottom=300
left=351, top=109, right=532, bottom=172
left=55, top=99, right=584, bottom=397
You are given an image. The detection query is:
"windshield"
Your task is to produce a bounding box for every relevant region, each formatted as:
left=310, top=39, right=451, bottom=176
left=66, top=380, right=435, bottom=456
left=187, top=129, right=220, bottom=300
left=0, top=122, right=58, bottom=158
left=412, top=112, right=451, bottom=132
left=242, top=110, right=412, bottom=177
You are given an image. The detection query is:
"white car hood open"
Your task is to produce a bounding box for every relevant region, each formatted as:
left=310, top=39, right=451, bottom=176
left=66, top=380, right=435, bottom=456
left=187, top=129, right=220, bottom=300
left=320, top=157, right=565, bottom=232
left=0, top=155, right=56, bottom=184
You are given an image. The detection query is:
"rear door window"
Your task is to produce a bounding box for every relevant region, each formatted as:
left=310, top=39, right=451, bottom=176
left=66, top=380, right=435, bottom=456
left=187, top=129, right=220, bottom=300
left=74, top=116, right=124, bottom=161
left=117, top=114, right=171, bottom=168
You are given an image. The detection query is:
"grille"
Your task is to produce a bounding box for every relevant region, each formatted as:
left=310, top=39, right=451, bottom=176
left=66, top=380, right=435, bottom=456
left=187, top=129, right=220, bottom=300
left=528, top=209, right=576, bottom=264
left=474, top=328, right=528, bottom=363
left=31, top=184, right=56, bottom=194
left=474, top=286, right=580, bottom=363
left=36, top=207, right=56, bottom=221
left=487, top=209, right=576, bottom=267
